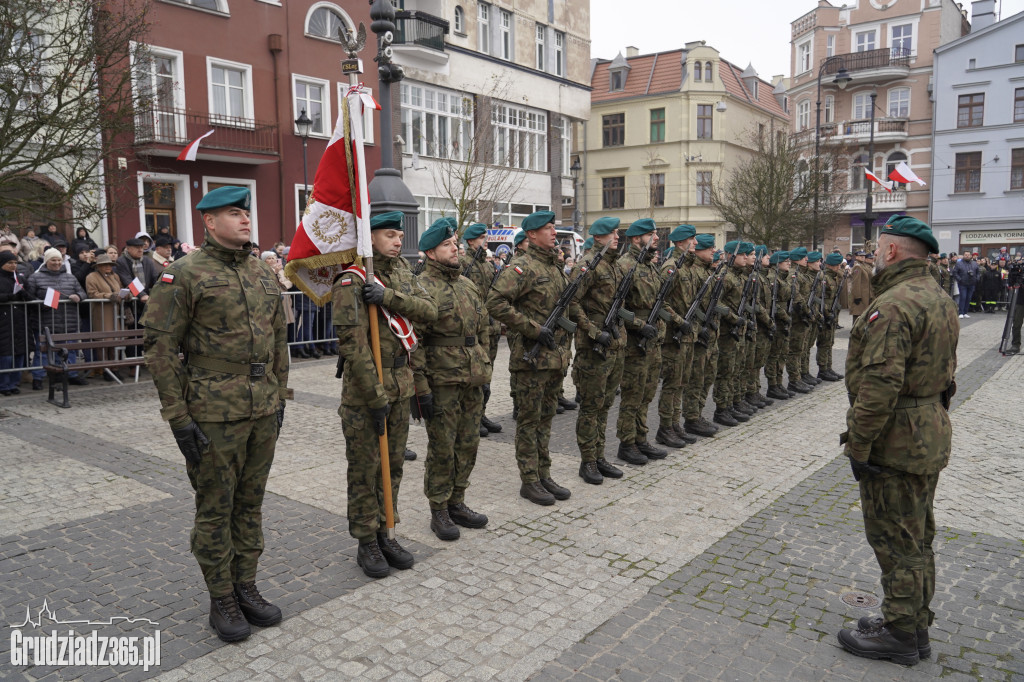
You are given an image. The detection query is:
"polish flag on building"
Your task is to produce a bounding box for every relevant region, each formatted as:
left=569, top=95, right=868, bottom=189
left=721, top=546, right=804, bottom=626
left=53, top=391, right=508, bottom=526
left=177, top=130, right=216, bottom=162
left=44, top=287, right=60, bottom=309
left=889, top=161, right=927, bottom=187
left=865, top=169, right=893, bottom=193
left=128, top=277, right=145, bottom=296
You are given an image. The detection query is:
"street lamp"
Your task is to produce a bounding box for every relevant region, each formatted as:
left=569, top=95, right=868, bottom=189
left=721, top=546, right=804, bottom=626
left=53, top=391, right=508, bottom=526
left=570, top=157, right=582, bottom=233
left=812, top=58, right=852, bottom=249
left=295, top=108, right=313, bottom=213
left=862, top=90, right=879, bottom=245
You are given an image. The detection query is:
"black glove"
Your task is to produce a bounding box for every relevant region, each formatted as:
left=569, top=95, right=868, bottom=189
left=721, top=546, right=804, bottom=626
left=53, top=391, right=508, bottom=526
left=410, top=392, right=434, bottom=421
left=676, top=319, right=693, bottom=336
left=369, top=403, right=391, bottom=436
left=709, top=318, right=719, bottom=332
left=639, top=323, right=658, bottom=340
left=594, top=331, right=612, bottom=348
left=482, top=383, right=491, bottom=404
left=171, top=421, right=210, bottom=466
left=276, top=400, right=285, bottom=432
left=362, top=282, right=386, bottom=306
left=850, top=459, right=883, bottom=482
left=537, top=326, right=556, bottom=349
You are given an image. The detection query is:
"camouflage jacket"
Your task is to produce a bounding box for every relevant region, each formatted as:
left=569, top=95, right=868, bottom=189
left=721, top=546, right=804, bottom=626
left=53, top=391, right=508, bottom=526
left=844, top=258, right=958, bottom=474
left=693, top=256, right=720, bottom=343
left=571, top=246, right=627, bottom=352
left=333, top=253, right=438, bottom=409
left=928, top=261, right=942, bottom=286
left=849, top=262, right=873, bottom=315
left=752, top=266, right=773, bottom=332
left=459, top=249, right=501, bottom=333
left=662, top=251, right=699, bottom=343
left=792, top=265, right=815, bottom=322
left=822, top=268, right=842, bottom=318
left=416, top=258, right=492, bottom=387
left=768, top=267, right=791, bottom=328
left=142, top=235, right=288, bottom=427
left=486, top=244, right=580, bottom=372
left=618, top=243, right=674, bottom=342
left=716, top=265, right=745, bottom=329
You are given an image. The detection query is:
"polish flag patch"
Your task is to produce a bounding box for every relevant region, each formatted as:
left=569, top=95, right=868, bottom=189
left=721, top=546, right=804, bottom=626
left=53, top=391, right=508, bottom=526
left=128, top=277, right=145, bottom=296
left=339, top=278, right=352, bottom=286
left=44, top=287, right=60, bottom=309
left=513, top=266, right=523, bottom=275
left=161, top=272, right=175, bottom=284
left=868, top=311, right=880, bottom=323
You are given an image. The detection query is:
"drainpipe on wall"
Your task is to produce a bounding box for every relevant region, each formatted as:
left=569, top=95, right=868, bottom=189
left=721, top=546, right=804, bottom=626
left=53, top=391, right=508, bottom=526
left=269, top=33, right=286, bottom=239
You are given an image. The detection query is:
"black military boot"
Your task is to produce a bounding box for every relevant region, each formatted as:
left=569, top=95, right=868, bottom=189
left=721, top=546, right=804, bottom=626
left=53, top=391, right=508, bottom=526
left=617, top=441, right=648, bottom=465
left=733, top=401, right=755, bottom=415
left=837, top=624, right=919, bottom=666
left=857, top=616, right=931, bottom=659
left=558, top=396, right=578, bottom=411
left=430, top=509, right=460, bottom=541
left=540, top=477, right=571, bottom=500
left=481, top=415, right=502, bottom=433
left=233, top=581, right=282, bottom=627
left=802, top=373, right=821, bottom=386
left=750, top=392, right=773, bottom=407
left=672, top=423, right=698, bottom=444
left=635, top=440, right=667, bottom=460
left=357, top=539, right=390, bottom=578
left=579, top=461, right=603, bottom=485
left=655, top=425, right=687, bottom=449
left=520, top=481, right=556, bottom=505
left=479, top=424, right=490, bottom=438
left=595, top=458, right=623, bottom=478
left=788, top=380, right=811, bottom=394
left=818, top=368, right=840, bottom=382
left=737, top=399, right=760, bottom=413
left=404, top=449, right=417, bottom=461
left=713, top=409, right=738, bottom=427
left=209, top=594, right=251, bottom=642
left=686, top=418, right=718, bottom=437
left=728, top=407, right=750, bottom=422
left=556, top=403, right=565, bottom=414
left=766, top=385, right=790, bottom=400
left=448, top=502, right=488, bottom=528
left=376, top=533, right=414, bottom=569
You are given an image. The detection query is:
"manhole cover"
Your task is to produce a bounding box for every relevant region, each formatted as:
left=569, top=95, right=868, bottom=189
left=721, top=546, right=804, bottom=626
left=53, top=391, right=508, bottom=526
left=841, top=592, right=880, bottom=608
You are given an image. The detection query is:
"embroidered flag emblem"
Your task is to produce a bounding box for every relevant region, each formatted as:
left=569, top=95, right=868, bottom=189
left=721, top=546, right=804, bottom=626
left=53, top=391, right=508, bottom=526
left=340, top=278, right=352, bottom=286
left=161, top=272, right=175, bottom=284
left=513, top=266, right=523, bottom=275
left=868, top=311, right=880, bottom=323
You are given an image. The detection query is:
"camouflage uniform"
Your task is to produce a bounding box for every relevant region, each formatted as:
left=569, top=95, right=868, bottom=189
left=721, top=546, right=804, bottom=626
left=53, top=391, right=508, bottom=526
left=486, top=246, right=579, bottom=483
left=459, top=249, right=501, bottom=367
left=845, top=258, right=958, bottom=635
left=801, top=269, right=824, bottom=378
left=763, top=267, right=792, bottom=387
left=333, top=254, right=438, bottom=541
left=815, top=268, right=841, bottom=373
left=687, top=257, right=719, bottom=421
left=849, top=261, right=874, bottom=321
left=504, top=247, right=527, bottom=412
left=747, top=266, right=774, bottom=398
left=786, top=265, right=814, bottom=383
left=143, top=235, right=289, bottom=598
left=657, top=253, right=696, bottom=428
left=713, top=265, right=746, bottom=410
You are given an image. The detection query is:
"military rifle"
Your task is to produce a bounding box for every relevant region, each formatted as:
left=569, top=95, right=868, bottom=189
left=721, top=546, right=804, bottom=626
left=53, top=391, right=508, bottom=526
left=487, top=250, right=513, bottom=291
left=412, top=257, right=425, bottom=275
left=697, top=241, right=742, bottom=348
left=824, top=268, right=851, bottom=329
left=594, top=239, right=649, bottom=358
left=805, top=269, right=823, bottom=324
left=788, top=270, right=798, bottom=318
left=734, top=265, right=757, bottom=342
left=673, top=259, right=723, bottom=345
left=768, top=268, right=780, bottom=340
left=639, top=248, right=689, bottom=350
left=524, top=241, right=611, bottom=363
left=462, top=245, right=485, bottom=278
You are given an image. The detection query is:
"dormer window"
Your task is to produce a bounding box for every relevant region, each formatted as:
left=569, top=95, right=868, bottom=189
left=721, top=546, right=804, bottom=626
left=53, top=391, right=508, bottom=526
left=694, top=61, right=702, bottom=81
left=608, top=52, right=630, bottom=93
left=610, top=71, right=624, bottom=91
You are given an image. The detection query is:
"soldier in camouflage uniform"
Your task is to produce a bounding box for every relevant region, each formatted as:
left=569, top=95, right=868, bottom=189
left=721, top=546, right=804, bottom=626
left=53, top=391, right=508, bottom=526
left=785, top=247, right=815, bottom=395
left=683, top=235, right=721, bottom=437
left=802, top=251, right=825, bottom=387
left=615, top=219, right=673, bottom=465
left=742, top=245, right=775, bottom=409
left=815, top=252, right=845, bottom=381
left=416, top=220, right=493, bottom=541
left=849, top=250, right=874, bottom=322
left=487, top=211, right=578, bottom=506
left=569, top=218, right=626, bottom=485
left=837, top=216, right=958, bottom=667
left=506, top=229, right=528, bottom=420
left=143, top=186, right=288, bottom=642
left=763, top=251, right=793, bottom=400
left=937, top=254, right=952, bottom=296
left=569, top=236, right=594, bottom=404
left=712, top=241, right=754, bottom=426
left=333, top=211, right=438, bottom=579
left=459, top=223, right=502, bottom=438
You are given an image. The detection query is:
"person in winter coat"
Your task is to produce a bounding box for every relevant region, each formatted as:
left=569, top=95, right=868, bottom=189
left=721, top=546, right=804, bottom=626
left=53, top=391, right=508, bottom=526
left=26, top=248, right=88, bottom=386
left=951, top=251, right=979, bottom=317
left=0, top=251, right=31, bottom=394
left=86, top=253, right=132, bottom=377
left=977, top=260, right=1003, bottom=312
left=71, top=227, right=99, bottom=254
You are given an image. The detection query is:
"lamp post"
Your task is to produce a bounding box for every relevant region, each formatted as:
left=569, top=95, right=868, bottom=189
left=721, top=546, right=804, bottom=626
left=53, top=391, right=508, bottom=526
left=294, top=108, right=312, bottom=213
left=812, top=58, right=852, bottom=249
left=862, top=90, right=878, bottom=245
left=570, top=157, right=581, bottom=234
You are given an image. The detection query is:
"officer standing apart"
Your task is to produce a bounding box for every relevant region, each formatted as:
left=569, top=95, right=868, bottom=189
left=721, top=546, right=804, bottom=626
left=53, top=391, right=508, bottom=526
left=459, top=222, right=503, bottom=438
left=849, top=250, right=874, bottom=323
left=417, top=219, right=492, bottom=540
left=837, top=216, right=958, bottom=666
left=143, top=186, right=289, bottom=642
left=487, top=211, right=579, bottom=506
left=332, top=211, right=438, bottom=579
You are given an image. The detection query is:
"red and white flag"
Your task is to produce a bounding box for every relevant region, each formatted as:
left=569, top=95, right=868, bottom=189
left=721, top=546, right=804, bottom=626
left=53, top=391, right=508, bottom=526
left=865, top=169, right=893, bottom=193
left=128, top=277, right=145, bottom=296
left=177, top=129, right=216, bottom=162
left=889, top=161, right=926, bottom=187
left=44, top=287, right=60, bottom=309
left=285, top=85, right=379, bottom=305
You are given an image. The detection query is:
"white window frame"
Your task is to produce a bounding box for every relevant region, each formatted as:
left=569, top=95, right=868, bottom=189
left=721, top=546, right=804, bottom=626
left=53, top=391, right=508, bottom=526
left=304, top=2, right=356, bottom=45
left=890, top=22, right=915, bottom=56
left=853, top=92, right=871, bottom=120
left=888, top=87, right=910, bottom=118
left=855, top=29, right=877, bottom=52
left=797, top=99, right=811, bottom=131
left=824, top=94, right=835, bottom=123
left=499, top=9, right=512, bottom=61
left=206, top=56, right=254, bottom=127
left=696, top=171, right=712, bottom=205
left=131, top=42, right=187, bottom=141
left=295, top=183, right=313, bottom=226
left=453, top=5, right=464, bottom=33
left=203, top=176, right=259, bottom=244
left=478, top=3, right=490, bottom=54
left=826, top=34, right=835, bottom=57
left=168, top=0, right=230, bottom=13
left=337, top=83, right=375, bottom=145
left=560, top=118, right=572, bottom=176
left=492, top=100, right=547, bottom=172
left=400, top=81, right=472, bottom=160
left=554, top=31, right=565, bottom=78
left=292, top=74, right=331, bottom=138
left=797, top=39, right=812, bottom=74
left=136, top=172, right=194, bottom=246
left=536, top=24, right=546, bottom=71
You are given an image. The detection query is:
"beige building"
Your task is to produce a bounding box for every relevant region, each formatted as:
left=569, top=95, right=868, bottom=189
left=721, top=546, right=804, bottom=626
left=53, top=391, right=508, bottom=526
left=788, top=0, right=969, bottom=253
left=580, top=42, right=790, bottom=244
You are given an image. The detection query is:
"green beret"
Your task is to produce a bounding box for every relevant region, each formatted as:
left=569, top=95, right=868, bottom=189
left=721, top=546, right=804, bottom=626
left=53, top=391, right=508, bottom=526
left=463, top=222, right=487, bottom=240
left=370, top=211, right=406, bottom=231
left=196, top=186, right=250, bottom=212
left=769, top=250, right=790, bottom=265
left=940, top=253, right=947, bottom=259
left=754, top=244, right=768, bottom=257
left=695, top=234, right=715, bottom=251
left=588, top=216, right=620, bottom=236
left=789, top=246, right=808, bottom=260
left=668, top=224, right=697, bottom=242
left=739, top=242, right=755, bottom=255
left=625, top=218, right=656, bottom=237
left=664, top=246, right=675, bottom=260
left=807, top=251, right=823, bottom=263
left=513, top=229, right=527, bottom=247
left=712, top=250, right=722, bottom=263
left=582, top=237, right=594, bottom=251
left=522, top=210, right=555, bottom=231
left=419, top=218, right=458, bottom=252
left=880, top=215, right=940, bottom=254
left=723, top=240, right=739, bottom=253
left=824, top=252, right=844, bottom=266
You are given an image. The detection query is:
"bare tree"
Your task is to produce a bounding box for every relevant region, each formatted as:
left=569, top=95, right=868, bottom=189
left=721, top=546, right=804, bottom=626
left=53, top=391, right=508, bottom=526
left=710, top=123, right=847, bottom=248
left=0, top=0, right=150, bottom=228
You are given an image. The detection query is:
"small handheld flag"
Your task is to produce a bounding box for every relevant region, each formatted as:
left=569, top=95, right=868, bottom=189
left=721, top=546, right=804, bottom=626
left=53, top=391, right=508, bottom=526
left=44, top=287, right=61, bottom=309
left=128, top=277, right=145, bottom=296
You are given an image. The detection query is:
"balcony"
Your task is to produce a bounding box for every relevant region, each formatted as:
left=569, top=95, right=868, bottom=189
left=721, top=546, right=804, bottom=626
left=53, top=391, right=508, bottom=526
left=792, top=118, right=908, bottom=148
left=841, top=189, right=907, bottom=214
left=135, top=107, right=278, bottom=164
left=821, top=48, right=911, bottom=84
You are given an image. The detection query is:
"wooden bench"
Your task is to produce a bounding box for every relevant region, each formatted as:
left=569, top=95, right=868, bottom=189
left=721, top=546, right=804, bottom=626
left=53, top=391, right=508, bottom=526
left=40, top=328, right=146, bottom=408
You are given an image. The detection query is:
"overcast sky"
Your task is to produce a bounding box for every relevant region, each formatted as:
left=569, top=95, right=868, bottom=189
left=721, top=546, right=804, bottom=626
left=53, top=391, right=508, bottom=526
left=590, top=0, right=1024, bottom=79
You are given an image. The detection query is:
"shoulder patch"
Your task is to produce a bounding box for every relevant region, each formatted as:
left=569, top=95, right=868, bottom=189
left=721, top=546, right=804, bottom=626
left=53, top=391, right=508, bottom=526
left=339, top=277, right=353, bottom=286
left=161, top=272, right=175, bottom=283
left=513, top=265, right=523, bottom=275
left=868, top=310, right=880, bottom=323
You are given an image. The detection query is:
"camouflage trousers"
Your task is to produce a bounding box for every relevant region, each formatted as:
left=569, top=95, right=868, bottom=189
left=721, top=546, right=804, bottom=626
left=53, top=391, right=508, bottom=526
left=187, top=414, right=278, bottom=597
left=341, top=399, right=409, bottom=542
left=575, top=346, right=624, bottom=463
left=786, top=322, right=811, bottom=381
left=658, top=340, right=693, bottom=423
left=800, top=323, right=815, bottom=376
left=745, top=332, right=770, bottom=396
left=616, top=340, right=661, bottom=443
left=687, top=336, right=718, bottom=420
left=714, top=327, right=743, bottom=409
left=764, top=328, right=791, bottom=385
left=424, top=383, right=483, bottom=510
left=512, top=368, right=562, bottom=483
left=815, top=324, right=836, bottom=371
left=507, top=333, right=519, bottom=407
left=859, top=470, right=941, bottom=633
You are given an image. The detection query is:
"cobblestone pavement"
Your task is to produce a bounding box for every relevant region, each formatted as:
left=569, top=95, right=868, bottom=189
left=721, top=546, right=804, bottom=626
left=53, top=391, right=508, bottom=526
left=0, top=312, right=1019, bottom=681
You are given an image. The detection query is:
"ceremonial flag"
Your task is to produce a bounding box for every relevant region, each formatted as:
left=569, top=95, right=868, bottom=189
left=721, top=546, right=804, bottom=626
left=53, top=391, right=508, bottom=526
left=177, top=129, right=216, bottom=162
left=865, top=169, right=893, bottom=193
left=889, top=161, right=926, bottom=187
left=128, top=277, right=145, bottom=296
left=44, top=287, right=60, bottom=309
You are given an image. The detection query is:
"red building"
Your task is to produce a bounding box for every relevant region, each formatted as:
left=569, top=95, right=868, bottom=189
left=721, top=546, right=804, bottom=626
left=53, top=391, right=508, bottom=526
left=104, top=0, right=381, bottom=249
